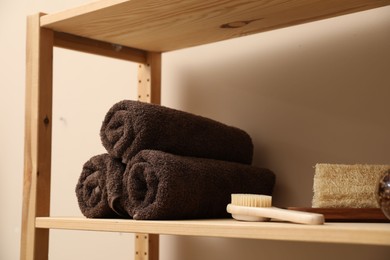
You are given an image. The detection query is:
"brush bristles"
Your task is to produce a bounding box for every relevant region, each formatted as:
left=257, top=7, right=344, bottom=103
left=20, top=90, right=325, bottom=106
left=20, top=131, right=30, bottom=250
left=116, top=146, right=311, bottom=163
left=231, top=194, right=272, bottom=207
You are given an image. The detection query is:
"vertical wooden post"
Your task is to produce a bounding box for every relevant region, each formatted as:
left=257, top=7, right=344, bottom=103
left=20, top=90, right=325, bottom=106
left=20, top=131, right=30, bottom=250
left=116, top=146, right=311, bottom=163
left=137, top=52, right=161, bottom=104
left=135, top=52, right=161, bottom=260
left=134, top=234, right=160, bottom=260
left=20, top=13, right=53, bottom=260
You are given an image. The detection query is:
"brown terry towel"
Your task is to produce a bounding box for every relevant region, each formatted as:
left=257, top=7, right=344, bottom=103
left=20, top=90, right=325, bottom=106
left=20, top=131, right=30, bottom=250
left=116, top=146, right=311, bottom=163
left=100, top=100, right=253, bottom=164
left=122, top=150, right=275, bottom=220
left=75, top=154, right=127, bottom=218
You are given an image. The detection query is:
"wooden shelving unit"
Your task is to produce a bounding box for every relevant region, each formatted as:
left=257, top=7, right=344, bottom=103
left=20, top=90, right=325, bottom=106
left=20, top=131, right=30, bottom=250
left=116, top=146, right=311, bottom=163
left=21, top=1, right=390, bottom=260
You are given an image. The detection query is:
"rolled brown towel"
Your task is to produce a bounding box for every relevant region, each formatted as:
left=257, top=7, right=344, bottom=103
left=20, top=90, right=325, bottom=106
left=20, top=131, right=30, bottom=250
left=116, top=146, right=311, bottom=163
left=100, top=100, right=253, bottom=164
left=75, top=154, right=127, bottom=218
left=122, top=150, right=275, bottom=220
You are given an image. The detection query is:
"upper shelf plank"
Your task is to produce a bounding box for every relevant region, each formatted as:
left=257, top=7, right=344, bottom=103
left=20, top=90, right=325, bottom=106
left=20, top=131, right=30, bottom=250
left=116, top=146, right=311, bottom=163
left=36, top=217, right=390, bottom=246
left=41, top=0, right=390, bottom=52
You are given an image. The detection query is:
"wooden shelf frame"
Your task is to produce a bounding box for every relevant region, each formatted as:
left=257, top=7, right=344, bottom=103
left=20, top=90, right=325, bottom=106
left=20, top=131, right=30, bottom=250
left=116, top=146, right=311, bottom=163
left=21, top=1, right=390, bottom=260
left=40, top=0, right=390, bottom=52
left=36, top=217, right=390, bottom=246
left=21, top=12, right=162, bottom=260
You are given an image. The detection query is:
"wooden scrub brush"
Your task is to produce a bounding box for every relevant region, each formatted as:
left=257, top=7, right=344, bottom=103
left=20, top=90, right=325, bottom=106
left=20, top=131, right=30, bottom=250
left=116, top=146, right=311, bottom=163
left=227, top=194, right=324, bottom=225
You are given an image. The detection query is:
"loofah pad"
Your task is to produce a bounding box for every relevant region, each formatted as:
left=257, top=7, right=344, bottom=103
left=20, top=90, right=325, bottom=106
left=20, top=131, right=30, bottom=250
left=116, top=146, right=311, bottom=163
left=312, top=164, right=390, bottom=208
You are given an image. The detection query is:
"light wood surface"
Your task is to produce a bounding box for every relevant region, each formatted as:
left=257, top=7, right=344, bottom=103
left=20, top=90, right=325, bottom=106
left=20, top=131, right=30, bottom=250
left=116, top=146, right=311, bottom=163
left=40, top=0, right=390, bottom=52
left=53, top=31, right=147, bottom=63
left=137, top=52, right=162, bottom=104
left=21, top=13, right=53, bottom=260
left=135, top=50, right=161, bottom=260
left=35, top=217, right=390, bottom=246
left=135, top=234, right=159, bottom=260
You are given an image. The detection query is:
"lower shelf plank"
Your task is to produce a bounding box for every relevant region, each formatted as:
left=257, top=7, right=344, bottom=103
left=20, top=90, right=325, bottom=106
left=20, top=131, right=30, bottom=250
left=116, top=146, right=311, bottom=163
left=36, top=217, right=390, bottom=246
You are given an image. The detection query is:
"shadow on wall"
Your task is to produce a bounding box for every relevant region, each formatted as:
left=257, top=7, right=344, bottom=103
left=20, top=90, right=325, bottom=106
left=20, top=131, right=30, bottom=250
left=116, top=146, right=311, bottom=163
left=162, top=10, right=390, bottom=207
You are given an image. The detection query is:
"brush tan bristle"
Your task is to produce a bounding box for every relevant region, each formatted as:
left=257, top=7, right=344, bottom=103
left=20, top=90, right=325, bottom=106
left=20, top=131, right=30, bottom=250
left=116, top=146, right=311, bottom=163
left=231, top=194, right=272, bottom=207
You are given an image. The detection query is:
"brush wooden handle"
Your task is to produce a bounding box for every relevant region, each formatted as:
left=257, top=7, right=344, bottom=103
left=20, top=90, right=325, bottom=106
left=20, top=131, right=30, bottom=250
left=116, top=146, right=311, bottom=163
left=227, top=204, right=324, bottom=225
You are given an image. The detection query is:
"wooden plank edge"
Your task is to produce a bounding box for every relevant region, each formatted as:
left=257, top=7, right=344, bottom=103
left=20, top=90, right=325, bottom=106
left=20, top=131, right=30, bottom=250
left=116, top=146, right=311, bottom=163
left=40, top=0, right=129, bottom=27
left=53, top=31, right=147, bottom=63
left=35, top=217, right=390, bottom=246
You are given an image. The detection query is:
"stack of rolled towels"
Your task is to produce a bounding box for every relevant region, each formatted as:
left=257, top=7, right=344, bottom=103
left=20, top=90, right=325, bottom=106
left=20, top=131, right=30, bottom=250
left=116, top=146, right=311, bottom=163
left=76, top=100, right=275, bottom=220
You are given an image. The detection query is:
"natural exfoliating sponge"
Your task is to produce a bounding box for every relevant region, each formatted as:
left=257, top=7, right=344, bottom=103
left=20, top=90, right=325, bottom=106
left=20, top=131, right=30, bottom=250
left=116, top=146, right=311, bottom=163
left=312, top=164, right=390, bottom=208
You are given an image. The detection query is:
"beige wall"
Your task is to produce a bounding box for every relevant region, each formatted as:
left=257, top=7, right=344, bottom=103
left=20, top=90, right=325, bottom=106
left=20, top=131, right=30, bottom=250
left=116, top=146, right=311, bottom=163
left=1, top=0, right=390, bottom=259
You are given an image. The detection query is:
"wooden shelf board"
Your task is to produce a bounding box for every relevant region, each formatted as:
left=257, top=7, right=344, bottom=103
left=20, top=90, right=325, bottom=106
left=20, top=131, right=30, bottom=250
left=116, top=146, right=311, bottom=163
left=36, top=217, right=390, bottom=246
left=40, top=0, right=390, bottom=52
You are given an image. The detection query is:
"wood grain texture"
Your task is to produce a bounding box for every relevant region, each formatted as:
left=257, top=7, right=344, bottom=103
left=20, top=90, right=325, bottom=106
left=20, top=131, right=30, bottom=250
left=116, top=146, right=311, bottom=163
left=53, top=31, right=147, bottom=63
left=40, top=0, right=390, bottom=52
left=135, top=234, right=159, bottom=260
left=35, top=217, right=390, bottom=246
left=21, top=13, right=53, bottom=260
left=137, top=52, right=161, bottom=104
left=135, top=49, right=161, bottom=260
